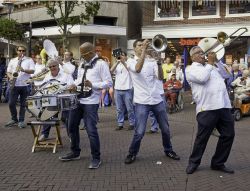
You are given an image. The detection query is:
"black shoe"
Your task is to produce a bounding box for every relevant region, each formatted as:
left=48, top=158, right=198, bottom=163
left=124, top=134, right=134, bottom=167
left=59, top=152, right=80, bottom=161
left=186, top=164, right=198, bottom=174
left=115, top=126, right=123, bottom=130
left=127, top=125, right=134, bottom=130
left=211, top=165, right=234, bottom=174
left=124, top=154, right=136, bottom=164
left=165, top=151, right=180, bottom=160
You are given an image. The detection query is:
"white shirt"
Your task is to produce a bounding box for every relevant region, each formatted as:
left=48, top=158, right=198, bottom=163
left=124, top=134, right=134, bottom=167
left=114, top=61, right=133, bottom=90
left=31, top=63, right=46, bottom=86
left=127, top=56, right=163, bottom=105
left=42, top=69, right=74, bottom=86
left=60, top=61, right=75, bottom=75
left=186, top=61, right=231, bottom=114
left=74, top=55, right=113, bottom=104
left=7, top=56, right=35, bottom=87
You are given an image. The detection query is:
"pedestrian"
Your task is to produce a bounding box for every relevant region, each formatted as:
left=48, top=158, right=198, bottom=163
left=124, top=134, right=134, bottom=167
left=185, top=46, right=235, bottom=174
left=110, top=50, right=135, bottom=130
left=124, top=39, right=180, bottom=164
left=59, top=42, right=113, bottom=169
left=5, top=46, right=35, bottom=128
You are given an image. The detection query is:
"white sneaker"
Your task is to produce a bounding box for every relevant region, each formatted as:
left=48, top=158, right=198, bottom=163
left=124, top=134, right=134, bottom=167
left=18, top=122, right=26, bottom=128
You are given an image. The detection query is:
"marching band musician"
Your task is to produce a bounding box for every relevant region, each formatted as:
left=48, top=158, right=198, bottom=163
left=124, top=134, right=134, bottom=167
left=124, top=39, right=180, bottom=164
left=5, top=46, right=35, bottom=129
left=185, top=46, right=235, bottom=174
left=38, top=59, right=74, bottom=141
left=59, top=42, right=113, bottom=170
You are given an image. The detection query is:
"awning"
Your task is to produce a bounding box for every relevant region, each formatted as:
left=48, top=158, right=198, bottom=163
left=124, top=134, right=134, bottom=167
left=29, top=24, right=126, bottom=37
left=142, top=23, right=250, bottom=39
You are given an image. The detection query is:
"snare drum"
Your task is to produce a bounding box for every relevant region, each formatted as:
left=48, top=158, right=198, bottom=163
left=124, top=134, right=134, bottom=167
left=57, top=93, right=78, bottom=111
left=26, top=93, right=43, bottom=120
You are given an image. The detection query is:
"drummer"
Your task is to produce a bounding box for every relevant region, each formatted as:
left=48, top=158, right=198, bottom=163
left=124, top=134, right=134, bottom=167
left=38, top=58, right=74, bottom=141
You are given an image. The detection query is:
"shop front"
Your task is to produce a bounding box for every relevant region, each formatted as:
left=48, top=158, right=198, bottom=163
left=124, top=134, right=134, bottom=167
left=142, top=23, right=250, bottom=66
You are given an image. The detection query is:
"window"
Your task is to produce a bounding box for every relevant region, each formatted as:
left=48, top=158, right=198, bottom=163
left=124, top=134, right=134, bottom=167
left=189, top=0, right=220, bottom=19
left=93, top=16, right=117, bottom=26
left=155, top=0, right=183, bottom=21
left=226, top=1, right=250, bottom=17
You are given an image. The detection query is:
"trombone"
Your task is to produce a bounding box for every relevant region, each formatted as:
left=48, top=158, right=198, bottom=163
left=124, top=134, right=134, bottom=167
left=199, top=27, right=248, bottom=60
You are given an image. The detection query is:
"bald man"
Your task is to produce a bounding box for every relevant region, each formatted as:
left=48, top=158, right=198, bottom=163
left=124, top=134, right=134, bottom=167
left=59, top=42, right=113, bottom=169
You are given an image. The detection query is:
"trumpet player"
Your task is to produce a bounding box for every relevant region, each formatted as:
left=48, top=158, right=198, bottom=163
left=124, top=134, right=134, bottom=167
left=5, top=46, right=35, bottom=128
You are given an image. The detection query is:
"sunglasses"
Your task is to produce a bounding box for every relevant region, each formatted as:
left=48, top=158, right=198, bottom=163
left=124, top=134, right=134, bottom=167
left=18, top=50, right=26, bottom=52
left=49, top=65, right=57, bottom=68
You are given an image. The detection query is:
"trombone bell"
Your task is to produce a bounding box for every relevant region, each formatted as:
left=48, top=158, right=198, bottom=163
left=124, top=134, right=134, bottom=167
left=217, top=32, right=228, bottom=43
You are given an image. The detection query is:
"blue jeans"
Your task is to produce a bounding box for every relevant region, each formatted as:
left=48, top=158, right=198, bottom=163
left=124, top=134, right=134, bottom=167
left=149, top=111, right=158, bottom=132
left=41, top=111, right=68, bottom=138
left=149, top=94, right=167, bottom=132
left=115, top=89, right=135, bottom=126
left=9, top=86, right=29, bottom=122
left=68, top=104, right=100, bottom=160
left=128, top=102, right=173, bottom=156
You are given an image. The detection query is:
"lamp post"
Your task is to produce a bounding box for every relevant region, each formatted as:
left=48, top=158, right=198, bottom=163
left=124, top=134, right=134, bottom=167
left=2, top=2, right=14, bottom=64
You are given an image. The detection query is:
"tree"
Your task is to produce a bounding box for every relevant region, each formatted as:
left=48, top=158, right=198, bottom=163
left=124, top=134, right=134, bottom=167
left=45, top=1, right=100, bottom=50
left=0, top=18, right=25, bottom=41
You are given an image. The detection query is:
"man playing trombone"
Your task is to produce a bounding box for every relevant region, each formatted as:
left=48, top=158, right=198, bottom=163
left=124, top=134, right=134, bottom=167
left=185, top=46, right=235, bottom=174
left=5, top=46, right=35, bottom=128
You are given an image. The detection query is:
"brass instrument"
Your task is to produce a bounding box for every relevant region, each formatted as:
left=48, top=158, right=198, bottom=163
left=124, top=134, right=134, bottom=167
left=25, top=67, right=50, bottom=84
left=198, top=27, right=248, bottom=60
left=151, top=34, right=168, bottom=52
left=10, top=55, right=24, bottom=90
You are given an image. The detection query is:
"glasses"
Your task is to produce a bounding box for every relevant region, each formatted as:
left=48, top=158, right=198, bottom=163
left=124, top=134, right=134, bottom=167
left=36, top=57, right=42, bottom=59
left=193, top=51, right=203, bottom=55
left=18, top=50, right=26, bottom=52
left=49, top=65, right=57, bottom=68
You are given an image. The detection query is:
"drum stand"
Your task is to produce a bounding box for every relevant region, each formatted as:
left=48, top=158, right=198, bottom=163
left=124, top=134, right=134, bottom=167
left=27, top=120, right=62, bottom=153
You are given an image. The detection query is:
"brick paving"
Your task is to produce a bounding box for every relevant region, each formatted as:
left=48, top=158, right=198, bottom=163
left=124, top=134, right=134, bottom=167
left=0, top=92, right=250, bottom=191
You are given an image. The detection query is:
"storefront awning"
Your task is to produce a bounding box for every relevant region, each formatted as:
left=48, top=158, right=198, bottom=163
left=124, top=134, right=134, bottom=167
left=29, top=24, right=126, bottom=37
left=142, top=23, right=250, bottom=39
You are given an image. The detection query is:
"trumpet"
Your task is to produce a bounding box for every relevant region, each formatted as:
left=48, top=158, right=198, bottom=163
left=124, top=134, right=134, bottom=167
left=150, top=34, right=168, bottom=52
left=25, top=67, right=50, bottom=83
left=198, top=27, right=248, bottom=60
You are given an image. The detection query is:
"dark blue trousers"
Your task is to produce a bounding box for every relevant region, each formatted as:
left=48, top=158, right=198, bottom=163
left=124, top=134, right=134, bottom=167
left=189, top=108, right=235, bottom=168
left=9, top=86, right=29, bottom=122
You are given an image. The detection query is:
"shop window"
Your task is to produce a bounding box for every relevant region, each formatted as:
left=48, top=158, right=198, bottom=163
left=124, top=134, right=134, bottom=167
left=189, top=0, right=220, bottom=19
left=226, top=1, right=250, bottom=17
left=154, top=0, right=183, bottom=21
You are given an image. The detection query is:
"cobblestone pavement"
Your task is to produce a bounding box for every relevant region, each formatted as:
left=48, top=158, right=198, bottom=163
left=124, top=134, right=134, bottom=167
left=0, top=92, right=250, bottom=191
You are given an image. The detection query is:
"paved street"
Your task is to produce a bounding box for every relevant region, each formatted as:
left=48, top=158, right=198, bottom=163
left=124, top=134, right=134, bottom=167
left=0, top=92, right=250, bottom=191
